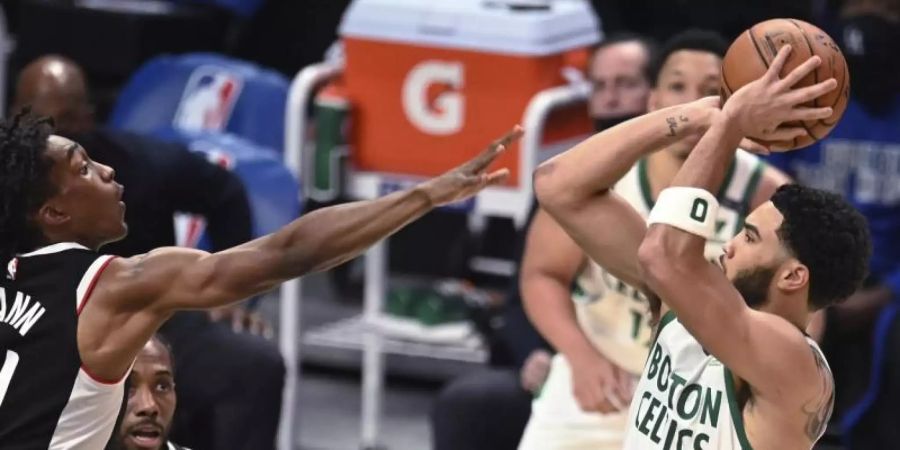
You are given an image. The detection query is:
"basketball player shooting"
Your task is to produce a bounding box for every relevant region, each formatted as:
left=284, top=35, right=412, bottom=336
left=0, top=116, right=520, bottom=449
left=535, top=45, right=870, bottom=449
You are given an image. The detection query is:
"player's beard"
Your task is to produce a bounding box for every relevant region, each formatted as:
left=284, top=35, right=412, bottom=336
left=732, top=265, right=777, bottom=308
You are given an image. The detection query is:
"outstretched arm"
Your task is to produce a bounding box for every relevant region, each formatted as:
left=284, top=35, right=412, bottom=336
left=79, top=127, right=522, bottom=379
left=637, top=46, right=837, bottom=441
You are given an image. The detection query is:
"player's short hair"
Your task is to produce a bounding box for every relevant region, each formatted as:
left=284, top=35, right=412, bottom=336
left=647, top=29, right=729, bottom=87
left=149, top=334, right=176, bottom=375
left=0, top=110, right=55, bottom=264
left=771, top=184, right=871, bottom=310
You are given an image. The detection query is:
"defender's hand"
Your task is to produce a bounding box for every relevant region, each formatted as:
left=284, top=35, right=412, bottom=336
left=417, top=126, right=523, bottom=207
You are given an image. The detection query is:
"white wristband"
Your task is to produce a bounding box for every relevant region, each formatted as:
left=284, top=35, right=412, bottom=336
left=647, top=187, right=719, bottom=240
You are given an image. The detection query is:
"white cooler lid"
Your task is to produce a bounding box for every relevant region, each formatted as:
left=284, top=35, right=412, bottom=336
left=339, top=0, right=603, bottom=56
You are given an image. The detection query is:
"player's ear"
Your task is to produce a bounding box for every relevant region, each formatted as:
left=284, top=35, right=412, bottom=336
left=37, top=201, right=70, bottom=228
left=777, top=260, right=808, bottom=293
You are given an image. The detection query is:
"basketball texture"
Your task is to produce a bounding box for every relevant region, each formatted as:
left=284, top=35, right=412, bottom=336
left=721, top=18, right=850, bottom=149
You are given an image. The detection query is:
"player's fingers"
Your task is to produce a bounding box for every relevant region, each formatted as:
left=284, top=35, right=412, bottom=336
left=575, top=391, right=597, bottom=412
left=471, top=142, right=509, bottom=174
left=767, top=126, right=808, bottom=142
left=465, top=126, right=522, bottom=173
left=789, top=106, right=833, bottom=122
left=494, top=125, right=524, bottom=149
left=765, top=45, right=793, bottom=81
left=739, top=137, right=770, bottom=155
left=231, top=308, right=246, bottom=333
left=779, top=54, right=822, bottom=88
left=786, top=78, right=838, bottom=105
left=484, top=168, right=510, bottom=186
left=250, top=313, right=267, bottom=336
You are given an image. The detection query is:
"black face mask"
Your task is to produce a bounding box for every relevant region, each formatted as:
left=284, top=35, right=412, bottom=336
left=838, top=15, right=900, bottom=115
left=593, top=113, right=641, bottom=132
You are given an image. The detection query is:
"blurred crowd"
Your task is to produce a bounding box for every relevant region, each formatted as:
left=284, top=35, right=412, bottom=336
left=0, top=0, right=897, bottom=449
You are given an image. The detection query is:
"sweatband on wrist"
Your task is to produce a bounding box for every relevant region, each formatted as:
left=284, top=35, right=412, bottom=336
left=647, top=187, right=719, bottom=239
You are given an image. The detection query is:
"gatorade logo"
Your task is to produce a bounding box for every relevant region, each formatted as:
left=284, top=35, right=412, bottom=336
left=402, top=61, right=464, bottom=135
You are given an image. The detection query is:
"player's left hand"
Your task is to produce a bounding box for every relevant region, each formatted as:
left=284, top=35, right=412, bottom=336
left=722, top=45, right=837, bottom=146
left=689, top=96, right=775, bottom=155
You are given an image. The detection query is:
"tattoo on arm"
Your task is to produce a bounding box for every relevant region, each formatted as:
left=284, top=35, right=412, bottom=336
left=665, top=116, right=690, bottom=137
left=666, top=117, right=678, bottom=136
left=126, top=253, right=149, bottom=277
left=802, top=345, right=835, bottom=441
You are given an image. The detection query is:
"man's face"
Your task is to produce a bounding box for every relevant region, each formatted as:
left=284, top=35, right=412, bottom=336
left=39, top=135, right=127, bottom=248
left=16, top=95, right=94, bottom=136
left=588, top=41, right=651, bottom=122
left=648, top=50, right=722, bottom=158
left=119, top=340, right=176, bottom=450
left=720, top=202, right=794, bottom=308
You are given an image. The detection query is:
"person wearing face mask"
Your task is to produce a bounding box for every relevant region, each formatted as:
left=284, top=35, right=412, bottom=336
left=764, top=2, right=900, bottom=447
left=429, top=34, right=657, bottom=450
left=517, top=30, right=790, bottom=450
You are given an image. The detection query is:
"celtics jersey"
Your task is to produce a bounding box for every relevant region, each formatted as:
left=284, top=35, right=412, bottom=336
left=623, top=311, right=828, bottom=450
left=572, top=150, right=766, bottom=375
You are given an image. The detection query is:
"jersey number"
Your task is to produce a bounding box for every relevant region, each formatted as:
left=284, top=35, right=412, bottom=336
left=0, top=350, right=19, bottom=407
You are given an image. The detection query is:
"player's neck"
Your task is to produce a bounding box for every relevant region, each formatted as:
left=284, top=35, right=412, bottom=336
left=39, top=229, right=103, bottom=253
left=645, top=150, right=685, bottom=200
left=761, top=291, right=810, bottom=331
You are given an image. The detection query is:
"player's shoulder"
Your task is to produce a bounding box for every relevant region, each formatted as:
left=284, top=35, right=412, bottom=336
left=752, top=310, right=832, bottom=393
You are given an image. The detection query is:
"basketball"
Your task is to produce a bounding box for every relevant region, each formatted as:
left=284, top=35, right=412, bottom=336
left=720, top=18, right=850, bottom=150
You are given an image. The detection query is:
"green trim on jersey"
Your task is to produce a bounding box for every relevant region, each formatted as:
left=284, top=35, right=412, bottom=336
left=723, top=367, right=754, bottom=450
left=637, top=157, right=737, bottom=211
left=638, top=158, right=655, bottom=211
left=736, top=161, right=766, bottom=232
left=649, top=310, right=677, bottom=349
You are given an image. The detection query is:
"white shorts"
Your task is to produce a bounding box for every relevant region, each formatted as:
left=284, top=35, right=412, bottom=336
left=518, top=354, right=634, bottom=450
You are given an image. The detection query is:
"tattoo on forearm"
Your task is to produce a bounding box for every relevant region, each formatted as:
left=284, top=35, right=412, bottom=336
left=802, top=346, right=834, bottom=441
left=665, top=116, right=690, bottom=137
left=666, top=117, right=678, bottom=136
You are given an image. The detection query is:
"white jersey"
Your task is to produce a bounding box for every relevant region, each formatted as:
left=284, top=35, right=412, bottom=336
left=623, top=311, right=828, bottom=450
left=572, top=151, right=767, bottom=375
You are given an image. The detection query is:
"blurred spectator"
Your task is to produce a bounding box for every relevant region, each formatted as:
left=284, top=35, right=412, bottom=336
left=430, top=34, right=657, bottom=450
left=430, top=204, right=551, bottom=450
left=115, top=335, right=190, bottom=450
left=765, top=3, right=900, bottom=447
left=12, top=55, right=284, bottom=450
left=518, top=30, right=789, bottom=450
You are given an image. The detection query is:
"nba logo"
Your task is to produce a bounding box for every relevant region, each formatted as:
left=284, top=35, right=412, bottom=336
left=174, top=67, right=243, bottom=132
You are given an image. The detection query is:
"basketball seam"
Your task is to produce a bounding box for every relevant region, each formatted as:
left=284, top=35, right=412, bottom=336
left=787, top=19, right=820, bottom=107
left=746, top=28, right=771, bottom=69
left=721, top=70, right=735, bottom=96
left=821, top=63, right=848, bottom=126
left=783, top=20, right=824, bottom=141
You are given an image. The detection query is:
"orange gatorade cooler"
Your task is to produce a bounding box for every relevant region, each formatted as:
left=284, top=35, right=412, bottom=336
left=338, top=0, right=601, bottom=186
